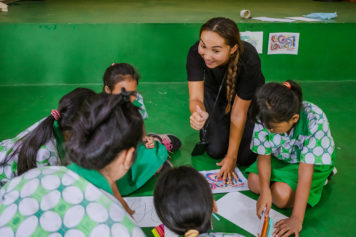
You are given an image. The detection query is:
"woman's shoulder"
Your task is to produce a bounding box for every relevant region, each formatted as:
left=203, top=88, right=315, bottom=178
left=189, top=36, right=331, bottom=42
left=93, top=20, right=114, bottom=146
left=302, top=101, right=330, bottom=134
left=240, top=40, right=260, bottom=64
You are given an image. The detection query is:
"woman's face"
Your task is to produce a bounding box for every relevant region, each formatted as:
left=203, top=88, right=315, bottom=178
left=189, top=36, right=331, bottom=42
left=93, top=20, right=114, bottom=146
left=105, top=77, right=138, bottom=103
left=198, top=30, right=237, bottom=69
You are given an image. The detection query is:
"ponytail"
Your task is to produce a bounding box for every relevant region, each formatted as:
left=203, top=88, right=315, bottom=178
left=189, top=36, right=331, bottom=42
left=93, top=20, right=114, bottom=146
left=4, top=88, right=95, bottom=175
left=16, top=116, right=55, bottom=175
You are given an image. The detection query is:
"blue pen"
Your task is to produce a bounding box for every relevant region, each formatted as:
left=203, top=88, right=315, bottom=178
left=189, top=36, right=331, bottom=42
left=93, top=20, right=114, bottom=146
left=212, top=213, right=220, bottom=221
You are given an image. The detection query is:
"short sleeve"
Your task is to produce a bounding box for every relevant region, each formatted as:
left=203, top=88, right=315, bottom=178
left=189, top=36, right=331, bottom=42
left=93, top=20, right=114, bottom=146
left=235, top=42, right=265, bottom=100
left=250, top=123, right=272, bottom=155
left=186, top=42, right=204, bottom=81
left=300, top=119, right=335, bottom=165
left=133, top=93, right=148, bottom=120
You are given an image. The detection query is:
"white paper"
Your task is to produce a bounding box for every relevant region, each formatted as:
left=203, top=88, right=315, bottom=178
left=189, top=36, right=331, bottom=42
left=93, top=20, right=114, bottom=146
left=267, top=32, right=300, bottom=55
left=286, top=17, right=321, bottom=22
left=217, top=192, right=287, bottom=236
left=240, top=31, right=263, bottom=54
left=165, top=226, right=179, bottom=237
left=252, top=17, right=295, bottom=22
left=124, top=196, right=161, bottom=227
left=200, top=168, right=249, bottom=194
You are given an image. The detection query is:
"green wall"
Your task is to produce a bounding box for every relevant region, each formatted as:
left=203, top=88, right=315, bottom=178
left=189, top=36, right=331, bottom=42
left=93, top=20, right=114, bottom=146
left=0, top=22, right=355, bottom=84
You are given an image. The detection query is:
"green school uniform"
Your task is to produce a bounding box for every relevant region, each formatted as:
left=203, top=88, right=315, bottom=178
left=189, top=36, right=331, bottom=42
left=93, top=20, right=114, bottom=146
left=246, top=101, right=335, bottom=206
left=0, top=165, right=145, bottom=236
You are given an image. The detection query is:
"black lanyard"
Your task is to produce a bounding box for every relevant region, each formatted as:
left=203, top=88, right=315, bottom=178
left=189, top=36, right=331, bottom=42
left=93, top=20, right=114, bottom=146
left=201, top=69, right=227, bottom=143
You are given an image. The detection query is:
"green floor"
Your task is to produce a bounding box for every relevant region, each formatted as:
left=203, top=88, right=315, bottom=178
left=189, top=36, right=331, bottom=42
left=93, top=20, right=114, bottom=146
left=0, top=81, right=355, bottom=236
left=1, top=0, right=356, bottom=236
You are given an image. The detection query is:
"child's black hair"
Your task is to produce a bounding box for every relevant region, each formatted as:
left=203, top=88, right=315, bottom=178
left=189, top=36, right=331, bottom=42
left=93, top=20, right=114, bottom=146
left=154, top=166, right=213, bottom=235
left=5, top=88, right=96, bottom=175
left=103, top=63, right=140, bottom=92
left=66, top=93, right=143, bottom=170
left=249, top=80, right=303, bottom=128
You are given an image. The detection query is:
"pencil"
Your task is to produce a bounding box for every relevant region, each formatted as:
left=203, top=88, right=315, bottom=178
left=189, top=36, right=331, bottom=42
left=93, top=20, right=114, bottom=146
left=212, top=213, right=220, bottom=221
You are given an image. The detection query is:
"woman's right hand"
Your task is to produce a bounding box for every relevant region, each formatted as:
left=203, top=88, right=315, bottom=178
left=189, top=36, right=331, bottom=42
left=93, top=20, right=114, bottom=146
left=190, top=105, right=209, bottom=130
left=257, top=188, right=272, bottom=219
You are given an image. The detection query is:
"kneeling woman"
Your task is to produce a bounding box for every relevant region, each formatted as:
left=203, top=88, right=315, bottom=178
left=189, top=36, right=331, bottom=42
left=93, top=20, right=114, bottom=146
left=187, top=17, right=265, bottom=183
left=0, top=93, right=145, bottom=236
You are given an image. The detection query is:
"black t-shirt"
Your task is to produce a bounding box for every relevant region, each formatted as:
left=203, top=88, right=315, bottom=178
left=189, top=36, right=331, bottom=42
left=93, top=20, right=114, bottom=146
left=186, top=40, right=265, bottom=101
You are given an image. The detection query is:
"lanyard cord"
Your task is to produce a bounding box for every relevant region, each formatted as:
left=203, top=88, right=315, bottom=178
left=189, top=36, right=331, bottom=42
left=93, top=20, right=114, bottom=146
left=201, top=69, right=227, bottom=142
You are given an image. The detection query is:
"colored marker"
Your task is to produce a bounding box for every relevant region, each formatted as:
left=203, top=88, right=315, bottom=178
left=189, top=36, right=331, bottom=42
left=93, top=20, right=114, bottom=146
left=212, top=213, right=220, bottom=221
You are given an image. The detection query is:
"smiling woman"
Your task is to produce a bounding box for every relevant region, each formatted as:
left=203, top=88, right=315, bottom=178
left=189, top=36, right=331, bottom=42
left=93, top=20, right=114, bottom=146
left=186, top=17, right=265, bottom=183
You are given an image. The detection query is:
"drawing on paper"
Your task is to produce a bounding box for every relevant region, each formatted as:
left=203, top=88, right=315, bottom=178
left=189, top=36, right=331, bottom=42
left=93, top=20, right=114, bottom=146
left=240, top=31, right=263, bottom=54
left=200, top=168, right=249, bottom=194
left=268, top=32, right=300, bottom=55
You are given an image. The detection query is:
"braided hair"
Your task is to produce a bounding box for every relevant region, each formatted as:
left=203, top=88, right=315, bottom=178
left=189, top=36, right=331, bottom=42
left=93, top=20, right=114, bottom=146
left=200, top=17, right=244, bottom=114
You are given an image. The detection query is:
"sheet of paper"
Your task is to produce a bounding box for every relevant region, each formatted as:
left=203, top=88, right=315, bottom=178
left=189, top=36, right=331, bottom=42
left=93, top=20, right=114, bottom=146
left=200, top=168, right=249, bottom=194
left=267, top=32, right=300, bottom=55
left=165, top=226, right=179, bottom=237
left=240, top=31, right=263, bottom=54
left=124, top=196, right=161, bottom=227
left=252, top=17, right=295, bottom=22
left=286, top=16, right=321, bottom=22
left=216, top=192, right=287, bottom=236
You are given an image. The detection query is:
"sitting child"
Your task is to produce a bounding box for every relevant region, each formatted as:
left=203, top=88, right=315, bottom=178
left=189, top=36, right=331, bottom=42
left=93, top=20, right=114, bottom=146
left=0, top=88, right=95, bottom=186
left=102, top=62, right=181, bottom=196
left=246, top=80, right=336, bottom=237
left=154, top=166, right=242, bottom=237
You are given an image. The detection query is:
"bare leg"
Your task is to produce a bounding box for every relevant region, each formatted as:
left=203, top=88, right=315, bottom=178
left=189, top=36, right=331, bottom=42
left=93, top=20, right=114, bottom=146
left=271, top=182, right=295, bottom=208
left=248, top=173, right=261, bottom=194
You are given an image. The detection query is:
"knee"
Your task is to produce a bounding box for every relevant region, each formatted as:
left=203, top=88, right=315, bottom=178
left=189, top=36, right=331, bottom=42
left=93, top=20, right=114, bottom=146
left=271, top=182, right=294, bottom=209
left=206, top=144, right=227, bottom=159
left=248, top=173, right=260, bottom=194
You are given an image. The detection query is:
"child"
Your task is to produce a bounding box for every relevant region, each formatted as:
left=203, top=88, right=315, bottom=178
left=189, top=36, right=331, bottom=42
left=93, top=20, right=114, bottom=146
left=0, top=88, right=95, bottom=186
left=246, top=80, right=336, bottom=237
left=0, top=93, right=145, bottom=236
left=154, top=166, right=242, bottom=237
left=103, top=62, right=181, bottom=195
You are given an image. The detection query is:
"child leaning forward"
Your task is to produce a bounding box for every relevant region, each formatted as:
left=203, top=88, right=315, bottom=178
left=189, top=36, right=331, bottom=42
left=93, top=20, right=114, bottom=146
left=246, top=80, right=336, bottom=237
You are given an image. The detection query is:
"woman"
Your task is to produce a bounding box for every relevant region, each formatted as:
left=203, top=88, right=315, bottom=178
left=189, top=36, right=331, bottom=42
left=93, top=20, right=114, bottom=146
left=187, top=17, right=265, bottom=183
left=0, top=93, right=145, bottom=236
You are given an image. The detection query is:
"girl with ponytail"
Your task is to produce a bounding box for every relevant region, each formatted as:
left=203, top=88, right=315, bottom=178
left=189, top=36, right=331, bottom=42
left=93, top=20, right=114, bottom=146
left=0, top=88, right=95, bottom=186
left=0, top=93, right=145, bottom=236
left=247, top=80, right=336, bottom=236
left=187, top=17, right=265, bottom=183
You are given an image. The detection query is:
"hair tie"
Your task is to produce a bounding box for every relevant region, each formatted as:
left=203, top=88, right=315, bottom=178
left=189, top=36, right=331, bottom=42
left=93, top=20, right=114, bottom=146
left=184, top=229, right=199, bottom=237
left=111, top=62, right=118, bottom=66
left=51, top=109, right=61, bottom=120
left=283, top=81, right=292, bottom=89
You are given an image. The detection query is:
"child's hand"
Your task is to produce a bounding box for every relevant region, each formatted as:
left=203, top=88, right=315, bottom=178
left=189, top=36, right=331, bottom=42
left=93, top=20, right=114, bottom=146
left=273, top=216, right=302, bottom=237
left=143, top=136, right=155, bottom=149
left=190, top=105, right=209, bottom=130
left=256, top=189, right=272, bottom=219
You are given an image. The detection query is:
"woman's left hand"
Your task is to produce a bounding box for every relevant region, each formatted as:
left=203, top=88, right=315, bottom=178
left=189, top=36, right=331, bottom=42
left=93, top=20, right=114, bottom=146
left=216, top=156, right=238, bottom=184
left=273, top=216, right=302, bottom=237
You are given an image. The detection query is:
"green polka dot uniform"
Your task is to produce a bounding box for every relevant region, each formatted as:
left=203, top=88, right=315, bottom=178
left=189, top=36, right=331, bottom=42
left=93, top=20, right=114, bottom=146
left=251, top=102, right=335, bottom=166
left=133, top=93, right=148, bottom=120
left=0, top=166, right=145, bottom=236
left=247, top=102, right=335, bottom=206
left=0, top=119, right=60, bottom=187
left=200, top=233, right=244, bottom=237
